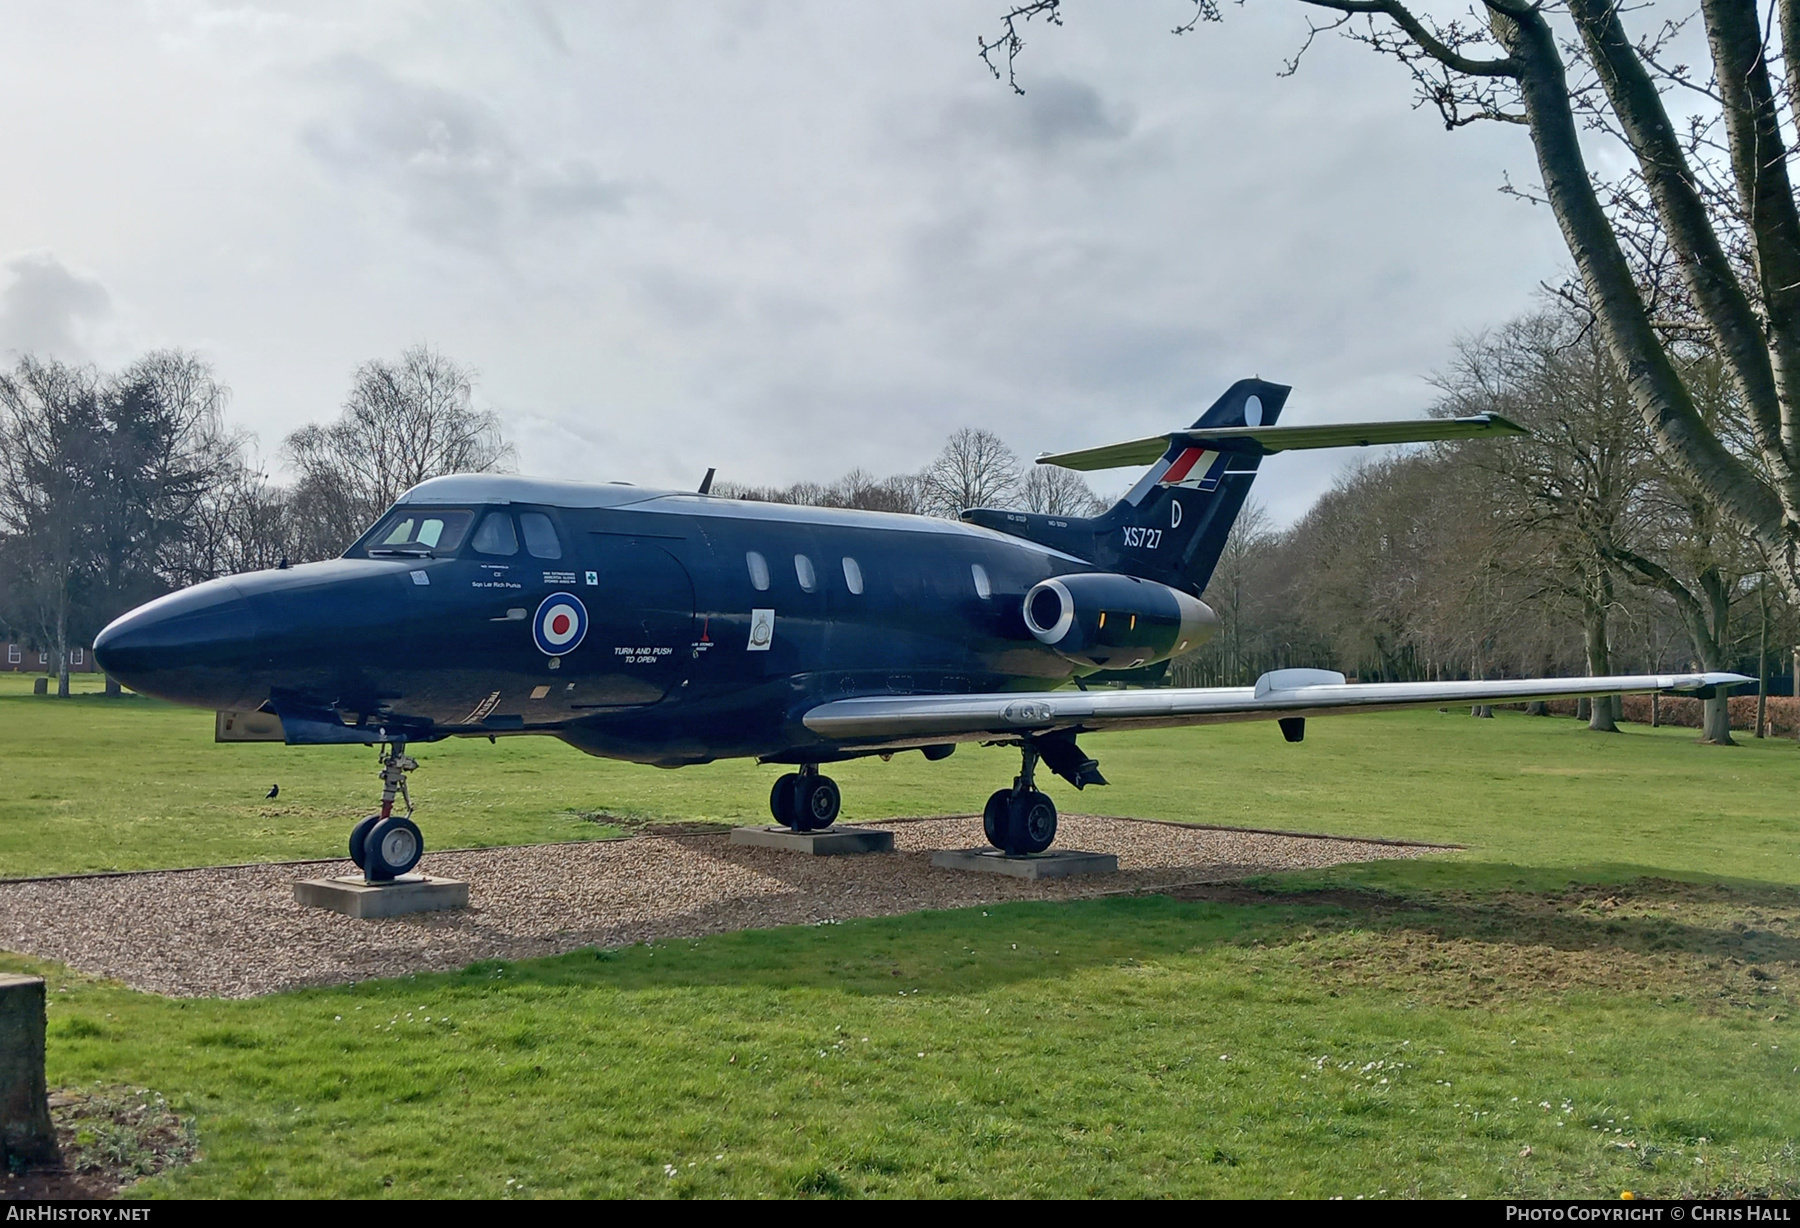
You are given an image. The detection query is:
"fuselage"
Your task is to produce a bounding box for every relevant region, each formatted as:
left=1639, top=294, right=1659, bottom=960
left=93, top=475, right=1210, bottom=766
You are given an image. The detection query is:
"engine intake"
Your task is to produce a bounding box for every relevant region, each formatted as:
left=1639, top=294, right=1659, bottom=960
left=1022, top=572, right=1218, bottom=670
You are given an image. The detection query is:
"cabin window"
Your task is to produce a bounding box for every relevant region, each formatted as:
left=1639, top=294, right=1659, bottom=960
left=795, top=554, right=817, bottom=593
left=471, top=512, right=520, bottom=556
left=971, top=563, right=992, bottom=600
left=6, top=644, right=18, bottom=664
left=519, top=512, right=562, bottom=560
left=842, top=557, right=864, bottom=595
left=71, top=647, right=83, bottom=665
left=746, top=551, right=770, bottom=591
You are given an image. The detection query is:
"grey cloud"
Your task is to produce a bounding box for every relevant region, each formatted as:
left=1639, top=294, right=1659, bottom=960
left=524, top=1, right=571, bottom=54
left=525, top=159, right=629, bottom=221
left=1014, top=78, right=1134, bottom=150
left=0, top=252, right=112, bottom=361
left=301, top=57, right=626, bottom=248
left=942, top=76, right=1135, bottom=155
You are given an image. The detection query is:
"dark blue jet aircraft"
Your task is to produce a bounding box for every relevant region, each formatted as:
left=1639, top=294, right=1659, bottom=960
left=94, top=379, right=1745, bottom=882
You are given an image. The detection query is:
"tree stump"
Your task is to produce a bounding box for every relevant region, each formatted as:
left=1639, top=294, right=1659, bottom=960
left=0, top=976, right=58, bottom=1171
left=31, top=677, right=46, bottom=696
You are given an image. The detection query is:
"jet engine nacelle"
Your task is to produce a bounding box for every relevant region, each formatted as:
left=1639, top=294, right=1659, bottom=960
left=1022, top=572, right=1219, bottom=670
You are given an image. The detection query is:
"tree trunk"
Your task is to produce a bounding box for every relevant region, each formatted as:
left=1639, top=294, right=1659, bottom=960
left=1651, top=692, right=1661, bottom=726
left=1699, top=567, right=1737, bottom=744
left=53, top=596, right=69, bottom=700
left=1703, top=691, right=1736, bottom=743
left=104, top=675, right=120, bottom=698
left=1756, top=582, right=1769, bottom=737
left=1576, top=696, right=1591, bottom=721
left=1526, top=700, right=1549, bottom=716
left=1583, top=596, right=1619, bottom=731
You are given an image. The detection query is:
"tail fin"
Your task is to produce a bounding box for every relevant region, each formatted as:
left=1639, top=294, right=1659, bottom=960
left=1090, top=378, right=1288, bottom=591
left=963, top=378, right=1289, bottom=593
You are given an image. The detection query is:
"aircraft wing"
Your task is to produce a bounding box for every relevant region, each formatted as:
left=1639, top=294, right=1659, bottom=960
left=1037, top=413, right=1527, bottom=471
left=801, top=670, right=1750, bottom=748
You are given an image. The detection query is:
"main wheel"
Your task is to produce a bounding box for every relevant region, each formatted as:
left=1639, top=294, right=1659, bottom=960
left=795, top=775, right=840, bottom=830
left=769, top=773, right=800, bottom=827
left=363, top=815, right=424, bottom=881
left=982, top=790, right=1011, bottom=850
left=1005, top=791, right=1057, bottom=856
left=348, top=815, right=380, bottom=869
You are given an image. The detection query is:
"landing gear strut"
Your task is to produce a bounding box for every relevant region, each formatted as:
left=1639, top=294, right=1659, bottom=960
left=983, top=744, right=1058, bottom=856
left=770, top=764, right=841, bottom=831
left=348, top=741, right=424, bottom=883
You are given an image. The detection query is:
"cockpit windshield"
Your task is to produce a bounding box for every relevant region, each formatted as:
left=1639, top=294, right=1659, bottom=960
left=358, top=508, right=474, bottom=557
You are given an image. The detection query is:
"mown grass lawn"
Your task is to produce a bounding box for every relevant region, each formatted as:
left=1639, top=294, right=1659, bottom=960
left=1, top=673, right=1797, bottom=1197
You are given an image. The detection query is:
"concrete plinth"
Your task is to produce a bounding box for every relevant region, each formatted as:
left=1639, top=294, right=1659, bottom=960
left=729, top=824, right=895, bottom=855
left=294, top=874, right=470, bottom=919
left=0, top=975, right=58, bottom=1170
left=930, top=847, right=1119, bottom=879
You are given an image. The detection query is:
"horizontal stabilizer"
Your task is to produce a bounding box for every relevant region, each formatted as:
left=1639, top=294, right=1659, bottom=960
left=1038, top=413, right=1527, bottom=472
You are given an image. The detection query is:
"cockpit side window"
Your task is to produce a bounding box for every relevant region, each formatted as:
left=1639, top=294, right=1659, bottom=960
left=471, top=512, right=520, bottom=556
left=519, top=512, right=562, bottom=560
left=361, top=508, right=473, bottom=557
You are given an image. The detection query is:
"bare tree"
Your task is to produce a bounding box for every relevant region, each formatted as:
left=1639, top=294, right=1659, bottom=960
left=920, top=427, right=1020, bottom=517
left=1602, top=353, right=1763, bottom=741
left=184, top=455, right=294, bottom=578
left=980, top=0, right=1800, bottom=623
left=713, top=467, right=926, bottom=513
left=285, top=345, right=512, bottom=557
left=1020, top=463, right=1105, bottom=516
left=1433, top=311, right=1651, bottom=730
left=1200, top=498, right=1273, bottom=684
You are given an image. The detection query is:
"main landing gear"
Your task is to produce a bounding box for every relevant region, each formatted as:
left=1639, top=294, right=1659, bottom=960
left=763, top=735, right=1097, bottom=856
left=983, top=744, right=1059, bottom=856
left=769, top=764, right=842, bottom=831
left=348, top=742, right=424, bottom=883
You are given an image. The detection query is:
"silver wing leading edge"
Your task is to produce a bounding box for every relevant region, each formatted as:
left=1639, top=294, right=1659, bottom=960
left=801, top=669, right=1752, bottom=750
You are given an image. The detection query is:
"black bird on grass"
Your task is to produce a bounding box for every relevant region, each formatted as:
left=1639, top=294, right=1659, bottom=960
left=265, top=784, right=279, bottom=800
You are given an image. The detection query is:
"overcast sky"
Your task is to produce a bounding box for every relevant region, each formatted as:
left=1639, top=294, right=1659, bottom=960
left=0, top=1, right=1578, bottom=524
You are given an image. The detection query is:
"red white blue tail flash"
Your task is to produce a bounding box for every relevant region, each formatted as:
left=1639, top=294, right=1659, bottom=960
left=1158, top=447, right=1229, bottom=491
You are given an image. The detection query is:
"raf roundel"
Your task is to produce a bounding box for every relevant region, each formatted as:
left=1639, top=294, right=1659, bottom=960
left=533, top=593, right=588, bottom=656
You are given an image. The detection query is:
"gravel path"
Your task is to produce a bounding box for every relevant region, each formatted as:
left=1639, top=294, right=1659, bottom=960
left=0, top=816, right=1437, bottom=998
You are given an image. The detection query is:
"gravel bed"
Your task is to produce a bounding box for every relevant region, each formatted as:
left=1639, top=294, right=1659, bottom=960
left=0, top=816, right=1436, bottom=998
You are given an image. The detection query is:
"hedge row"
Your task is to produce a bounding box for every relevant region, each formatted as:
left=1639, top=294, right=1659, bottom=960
left=1524, top=694, right=1800, bottom=736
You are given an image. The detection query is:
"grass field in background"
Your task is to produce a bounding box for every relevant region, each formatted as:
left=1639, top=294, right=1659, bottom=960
left=2, top=673, right=1798, bottom=1196
left=3, top=671, right=1798, bottom=887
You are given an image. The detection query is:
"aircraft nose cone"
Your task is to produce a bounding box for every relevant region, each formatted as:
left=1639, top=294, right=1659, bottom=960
left=94, top=579, right=266, bottom=708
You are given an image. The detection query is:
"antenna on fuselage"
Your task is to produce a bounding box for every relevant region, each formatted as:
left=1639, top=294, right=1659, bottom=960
left=698, top=467, right=716, bottom=495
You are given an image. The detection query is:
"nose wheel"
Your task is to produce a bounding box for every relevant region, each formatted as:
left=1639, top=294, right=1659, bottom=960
left=769, top=766, right=841, bottom=831
left=983, top=745, right=1058, bottom=855
left=348, top=742, right=424, bottom=882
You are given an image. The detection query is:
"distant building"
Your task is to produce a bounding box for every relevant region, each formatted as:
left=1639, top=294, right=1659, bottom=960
left=0, top=641, right=97, bottom=674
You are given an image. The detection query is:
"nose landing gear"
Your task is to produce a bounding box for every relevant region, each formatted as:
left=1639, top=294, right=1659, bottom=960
left=982, top=744, right=1059, bottom=856
left=769, top=764, right=841, bottom=831
left=348, top=742, right=424, bottom=883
